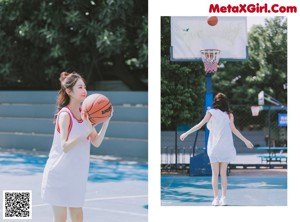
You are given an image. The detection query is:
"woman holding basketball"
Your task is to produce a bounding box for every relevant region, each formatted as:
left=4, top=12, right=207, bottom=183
left=180, top=93, right=253, bottom=206
left=41, top=71, right=112, bottom=222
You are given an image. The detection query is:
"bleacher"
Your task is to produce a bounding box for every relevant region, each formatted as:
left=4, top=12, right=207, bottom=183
left=0, top=91, right=147, bottom=160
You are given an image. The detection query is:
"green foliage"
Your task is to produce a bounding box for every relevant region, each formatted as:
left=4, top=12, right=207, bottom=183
left=214, top=17, right=287, bottom=106
left=161, top=18, right=205, bottom=129
left=247, top=17, right=287, bottom=104
left=161, top=16, right=287, bottom=129
left=0, top=0, right=148, bottom=89
left=161, top=57, right=205, bottom=130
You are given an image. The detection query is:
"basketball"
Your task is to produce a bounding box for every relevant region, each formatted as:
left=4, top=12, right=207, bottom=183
left=207, top=16, right=218, bottom=26
left=81, top=94, right=112, bottom=125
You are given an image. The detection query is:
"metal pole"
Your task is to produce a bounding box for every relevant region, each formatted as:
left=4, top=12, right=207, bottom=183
left=205, top=72, right=213, bottom=150
left=268, top=106, right=271, bottom=168
left=175, top=128, right=178, bottom=168
left=192, top=131, right=198, bottom=156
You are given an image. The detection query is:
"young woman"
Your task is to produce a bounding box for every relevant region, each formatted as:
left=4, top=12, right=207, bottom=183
left=180, top=93, right=253, bottom=206
left=41, top=72, right=112, bottom=221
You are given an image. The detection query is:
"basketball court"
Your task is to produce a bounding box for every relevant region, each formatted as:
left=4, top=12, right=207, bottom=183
left=161, top=152, right=287, bottom=206
left=0, top=150, right=148, bottom=222
left=170, top=16, right=249, bottom=159
left=0, top=90, right=148, bottom=221
left=161, top=173, right=287, bottom=206
left=161, top=16, right=287, bottom=207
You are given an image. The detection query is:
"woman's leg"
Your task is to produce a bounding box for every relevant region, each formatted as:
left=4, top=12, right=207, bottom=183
left=220, top=162, right=228, bottom=197
left=210, top=162, right=220, bottom=198
left=69, top=207, right=83, bottom=222
left=52, top=206, right=67, bottom=222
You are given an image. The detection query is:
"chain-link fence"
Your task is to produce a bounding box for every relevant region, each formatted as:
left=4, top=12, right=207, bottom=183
left=161, top=105, right=287, bottom=172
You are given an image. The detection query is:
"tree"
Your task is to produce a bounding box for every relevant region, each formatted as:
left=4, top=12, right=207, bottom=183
left=246, top=17, right=287, bottom=104
left=0, top=0, right=148, bottom=90
left=161, top=16, right=287, bottom=129
left=214, top=17, right=287, bottom=106
left=161, top=17, right=205, bottom=130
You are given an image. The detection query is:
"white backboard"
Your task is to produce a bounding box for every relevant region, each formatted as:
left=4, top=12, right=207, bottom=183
left=171, top=16, right=248, bottom=61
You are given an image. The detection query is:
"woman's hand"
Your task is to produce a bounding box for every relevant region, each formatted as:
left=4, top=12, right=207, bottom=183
left=180, top=133, right=188, bottom=141
left=109, top=106, right=114, bottom=120
left=81, top=111, right=94, bottom=136
left=244, top=140, right=254, bottom=149
left=104, top=106, right=114, bottom=124
left=89, top=107, right=113, bottom=148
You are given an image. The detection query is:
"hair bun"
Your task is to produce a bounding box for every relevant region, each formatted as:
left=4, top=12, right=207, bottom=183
left=59, top=72, right=70, bottom=84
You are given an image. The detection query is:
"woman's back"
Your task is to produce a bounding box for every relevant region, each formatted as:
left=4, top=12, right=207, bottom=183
left=207, top=108, right=236, bottom=163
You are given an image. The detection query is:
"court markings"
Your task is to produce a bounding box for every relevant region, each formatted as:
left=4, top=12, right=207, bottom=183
left=30, top=194, right=148, bottom=217
left=85, top=194, right=147, bottom=202
left=84, top=207, right=147, bottom=217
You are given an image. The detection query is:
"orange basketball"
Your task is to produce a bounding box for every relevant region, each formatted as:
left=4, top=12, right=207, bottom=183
left=207, top=16, right=218, bottom=26
left=81, top=94, right=112, bottom=125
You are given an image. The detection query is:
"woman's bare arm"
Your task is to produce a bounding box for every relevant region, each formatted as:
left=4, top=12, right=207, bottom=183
left=229, top=113, right=254, bottom=149
left=180, top=112, right=212, bottom=141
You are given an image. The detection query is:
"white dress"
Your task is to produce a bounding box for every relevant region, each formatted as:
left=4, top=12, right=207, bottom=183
left=207, top=109, right=236, bottom=163
left=41, top=107, right=90, bottom=207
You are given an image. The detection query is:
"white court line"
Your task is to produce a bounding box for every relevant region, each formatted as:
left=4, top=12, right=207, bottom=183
left=83, top=206, right=147, bottom=217
left=85, top=195, right=147, bottom=202
left=32, top=203, right=48, bottom=207
left=31, top=195, right=148, bottom=208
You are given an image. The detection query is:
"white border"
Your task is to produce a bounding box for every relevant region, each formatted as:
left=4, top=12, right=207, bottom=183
left=149, top=0, right=299, bottom=222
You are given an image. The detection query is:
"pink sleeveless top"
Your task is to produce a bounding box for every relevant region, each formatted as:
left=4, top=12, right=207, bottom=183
left=41, top=106, right=90, bottom=207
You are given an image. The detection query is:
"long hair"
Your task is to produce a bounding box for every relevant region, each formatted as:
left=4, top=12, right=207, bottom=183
left=54, top=71, right=85, bottom=120
left=213, top=93, right=231, bottom=113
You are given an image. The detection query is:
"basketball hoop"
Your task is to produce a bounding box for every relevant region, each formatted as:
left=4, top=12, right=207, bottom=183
left=200, top=49, right=221, bottom=73
left=251, top=106, right=260, bottom=116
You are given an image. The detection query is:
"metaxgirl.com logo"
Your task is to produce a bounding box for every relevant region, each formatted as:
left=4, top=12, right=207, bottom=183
left=209, top=3, right=297, bottom=13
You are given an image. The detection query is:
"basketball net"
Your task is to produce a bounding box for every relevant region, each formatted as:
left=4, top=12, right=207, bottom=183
left=200, top=49, right=221, bottom=73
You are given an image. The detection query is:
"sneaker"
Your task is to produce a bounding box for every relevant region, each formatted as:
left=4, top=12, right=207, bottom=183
left=219, top=196, right=227, bottom=206
left=212, top=197, right=219, bottom=206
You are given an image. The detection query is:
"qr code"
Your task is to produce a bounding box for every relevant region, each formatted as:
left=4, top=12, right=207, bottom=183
left=2, top=190, right=32, bottom=219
